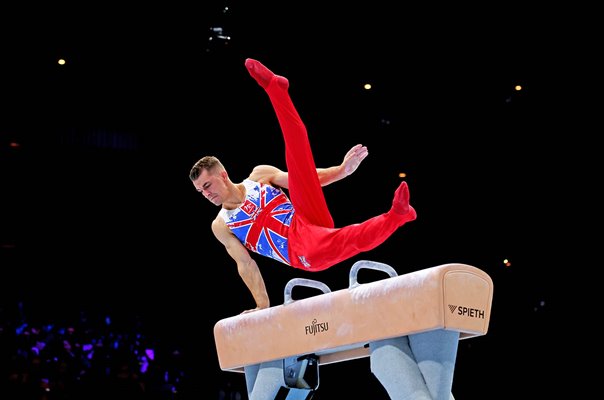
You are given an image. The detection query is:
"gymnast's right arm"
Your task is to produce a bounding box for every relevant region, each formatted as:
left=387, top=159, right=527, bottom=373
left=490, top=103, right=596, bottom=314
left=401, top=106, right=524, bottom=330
left=211, top=216, right=270, bottom=314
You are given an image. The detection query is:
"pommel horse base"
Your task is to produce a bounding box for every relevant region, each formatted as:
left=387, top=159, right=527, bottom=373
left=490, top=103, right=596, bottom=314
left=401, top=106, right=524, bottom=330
left=214, top=261, right=494, bottom=399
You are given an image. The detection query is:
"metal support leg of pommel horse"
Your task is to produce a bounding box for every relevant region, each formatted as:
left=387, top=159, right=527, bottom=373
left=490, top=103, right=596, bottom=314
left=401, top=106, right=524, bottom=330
left=245, top=355, right=318, bottom=400
left=244, top=331, right=457, bottom=400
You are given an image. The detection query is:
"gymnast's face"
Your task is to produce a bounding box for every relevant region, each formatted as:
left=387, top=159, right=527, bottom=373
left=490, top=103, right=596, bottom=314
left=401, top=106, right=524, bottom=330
left=192, top=168, right=227, bottom=206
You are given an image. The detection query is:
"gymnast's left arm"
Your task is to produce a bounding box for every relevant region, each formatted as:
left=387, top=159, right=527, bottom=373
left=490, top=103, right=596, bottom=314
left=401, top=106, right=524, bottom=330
left=316, top=143, right=368, bottom=186
left=250, top=144, right=368, bottom=189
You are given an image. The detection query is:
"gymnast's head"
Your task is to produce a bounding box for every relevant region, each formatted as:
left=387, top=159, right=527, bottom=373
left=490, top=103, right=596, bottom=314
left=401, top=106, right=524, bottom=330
left=189, top=156, right=229, bottom=206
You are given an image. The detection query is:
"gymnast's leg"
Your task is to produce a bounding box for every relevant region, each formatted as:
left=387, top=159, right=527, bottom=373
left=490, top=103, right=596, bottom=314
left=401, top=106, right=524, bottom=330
left=246, top=58, right=417, bottom=271
left=287, top=182, right=417, bottom=271
left=245, top=58, right=333, bottom=228
left=244, top=360, right=285, bottom=400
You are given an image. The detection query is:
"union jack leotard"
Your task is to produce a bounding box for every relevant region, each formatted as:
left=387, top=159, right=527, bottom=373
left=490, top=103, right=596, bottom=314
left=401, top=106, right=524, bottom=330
left=218, top=179, right=294, bottom=266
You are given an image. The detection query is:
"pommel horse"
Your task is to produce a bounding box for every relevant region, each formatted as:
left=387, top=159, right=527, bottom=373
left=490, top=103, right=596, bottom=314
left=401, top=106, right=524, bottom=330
left=214, top=261, right=494, bottom=400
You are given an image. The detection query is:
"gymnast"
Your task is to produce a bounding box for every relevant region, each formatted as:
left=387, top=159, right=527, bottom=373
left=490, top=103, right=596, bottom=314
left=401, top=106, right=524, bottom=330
left=197, top=59, right=458, bottom=400
left=189, top=58, right=416, bottom=314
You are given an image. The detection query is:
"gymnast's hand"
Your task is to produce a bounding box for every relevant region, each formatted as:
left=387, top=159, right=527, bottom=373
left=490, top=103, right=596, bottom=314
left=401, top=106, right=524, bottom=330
left=241, top=306, right=266, bottom=315
left=342, top=144, right=369, bottom=177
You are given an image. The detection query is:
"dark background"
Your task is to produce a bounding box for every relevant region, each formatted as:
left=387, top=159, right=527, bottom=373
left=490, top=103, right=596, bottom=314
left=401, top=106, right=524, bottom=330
left=1, top=1, right=572, bottom=398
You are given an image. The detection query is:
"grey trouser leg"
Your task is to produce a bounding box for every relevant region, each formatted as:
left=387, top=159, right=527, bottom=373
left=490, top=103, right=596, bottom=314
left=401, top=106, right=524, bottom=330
left=244, top=360, right=285, bottom=400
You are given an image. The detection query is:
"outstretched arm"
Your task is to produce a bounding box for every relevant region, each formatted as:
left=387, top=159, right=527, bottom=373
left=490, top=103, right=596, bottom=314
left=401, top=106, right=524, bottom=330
left=317, top=143, right=368, bottom=186
left=211, top=217, right=270, bottom=314
left=249, top=144, right=369, bottom=189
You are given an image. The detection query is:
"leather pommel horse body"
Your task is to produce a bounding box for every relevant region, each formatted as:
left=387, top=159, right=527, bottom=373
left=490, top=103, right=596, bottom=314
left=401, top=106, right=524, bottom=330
left=214, top=261, right=494, bottom=373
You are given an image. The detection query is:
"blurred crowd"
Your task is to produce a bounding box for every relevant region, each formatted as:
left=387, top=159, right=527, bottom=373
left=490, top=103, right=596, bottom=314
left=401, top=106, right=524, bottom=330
left=0, top=300, right=191, bottom=399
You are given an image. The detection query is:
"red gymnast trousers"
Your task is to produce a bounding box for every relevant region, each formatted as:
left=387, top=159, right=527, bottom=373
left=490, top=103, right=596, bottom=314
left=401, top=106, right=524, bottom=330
left=245, top=59, right=416, bottom=271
